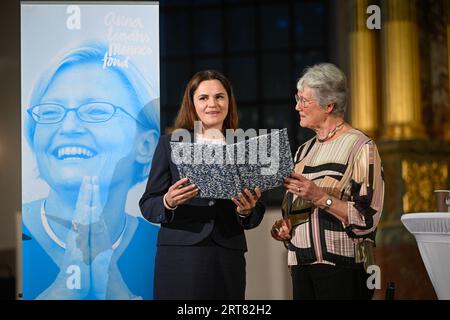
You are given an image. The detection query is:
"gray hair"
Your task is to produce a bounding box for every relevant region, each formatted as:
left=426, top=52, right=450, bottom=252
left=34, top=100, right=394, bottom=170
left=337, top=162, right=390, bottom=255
left=297, top=63, right=348, bottom=117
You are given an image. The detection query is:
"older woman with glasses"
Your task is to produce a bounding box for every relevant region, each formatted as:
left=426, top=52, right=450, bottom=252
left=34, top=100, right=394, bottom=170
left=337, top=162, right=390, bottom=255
left=271, top=63, right=384, bottom=300
left=22, top=42, right=160, bottom=300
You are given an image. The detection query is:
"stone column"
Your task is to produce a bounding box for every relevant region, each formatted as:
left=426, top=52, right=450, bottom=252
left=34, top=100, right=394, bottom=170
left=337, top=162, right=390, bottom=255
left=350, top=0, right=379, bottom=139
left=381, top=0, right=426, bottom=140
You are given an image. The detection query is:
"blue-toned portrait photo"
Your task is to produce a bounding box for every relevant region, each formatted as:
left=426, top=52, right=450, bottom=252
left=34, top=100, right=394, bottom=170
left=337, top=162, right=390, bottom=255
left=21, top=41, right=160, bottom=299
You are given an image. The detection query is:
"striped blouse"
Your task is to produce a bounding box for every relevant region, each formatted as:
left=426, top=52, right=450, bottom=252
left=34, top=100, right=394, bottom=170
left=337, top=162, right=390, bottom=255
left=282, top=128, right=384, bottom=268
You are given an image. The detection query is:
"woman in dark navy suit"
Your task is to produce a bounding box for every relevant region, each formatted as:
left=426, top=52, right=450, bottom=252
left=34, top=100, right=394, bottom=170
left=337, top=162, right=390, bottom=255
left=139, top=70, right=265, bottom=300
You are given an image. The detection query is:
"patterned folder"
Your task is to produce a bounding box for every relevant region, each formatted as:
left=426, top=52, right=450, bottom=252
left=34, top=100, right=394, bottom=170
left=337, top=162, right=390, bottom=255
left=170, top=128, right=294, bottom=199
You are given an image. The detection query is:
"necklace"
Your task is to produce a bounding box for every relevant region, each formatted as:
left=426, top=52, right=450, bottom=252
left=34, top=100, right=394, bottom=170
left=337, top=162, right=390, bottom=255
left=317, top=122, right=345, bottom=142
left=40, top=200, right=126, bottom=250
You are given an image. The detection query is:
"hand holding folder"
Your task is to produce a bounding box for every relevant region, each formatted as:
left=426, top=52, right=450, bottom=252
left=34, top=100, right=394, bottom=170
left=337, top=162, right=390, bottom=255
left=170, top=128, right=294, bottom=199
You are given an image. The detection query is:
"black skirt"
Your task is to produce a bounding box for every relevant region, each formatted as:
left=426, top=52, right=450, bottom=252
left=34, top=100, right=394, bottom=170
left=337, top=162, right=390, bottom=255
left=153, top=236, right=246, bottom=300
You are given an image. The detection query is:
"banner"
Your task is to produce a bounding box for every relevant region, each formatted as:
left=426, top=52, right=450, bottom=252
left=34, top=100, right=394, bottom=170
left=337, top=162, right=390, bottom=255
left=21, top=1, right=160, bottom=299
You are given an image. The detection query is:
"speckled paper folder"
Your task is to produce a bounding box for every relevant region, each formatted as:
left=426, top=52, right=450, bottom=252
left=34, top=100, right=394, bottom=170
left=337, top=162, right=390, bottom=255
left=170, top=129, right=293, bottom=199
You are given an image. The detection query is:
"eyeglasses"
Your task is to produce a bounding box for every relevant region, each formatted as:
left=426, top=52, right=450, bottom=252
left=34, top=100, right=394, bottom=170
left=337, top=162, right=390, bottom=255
left=295, top=94, right=316, bottom=107
left=28, top=102, right=145, bottom=126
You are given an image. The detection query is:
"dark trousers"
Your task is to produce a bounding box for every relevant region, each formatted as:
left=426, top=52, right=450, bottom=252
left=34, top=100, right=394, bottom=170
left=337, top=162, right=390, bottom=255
left=154, top=236, right=246, bottom=300
left=291, top=264, right=374, bottom=300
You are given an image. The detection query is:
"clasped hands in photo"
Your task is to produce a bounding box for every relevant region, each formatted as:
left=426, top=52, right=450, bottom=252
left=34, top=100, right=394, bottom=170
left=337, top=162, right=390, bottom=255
left=43, top=176, right=136, bottom=299
left=271, top=172, right=328, bottom=241
left=165, top=177, right=261, bottom=216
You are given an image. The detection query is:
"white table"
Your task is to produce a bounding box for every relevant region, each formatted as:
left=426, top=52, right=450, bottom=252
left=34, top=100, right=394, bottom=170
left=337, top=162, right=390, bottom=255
left=401, top=212, right=450, bottom=299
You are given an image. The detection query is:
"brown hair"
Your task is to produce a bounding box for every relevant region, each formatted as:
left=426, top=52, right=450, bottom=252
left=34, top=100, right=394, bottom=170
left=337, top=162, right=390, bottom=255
left=172, top=70, right=238, bottom=132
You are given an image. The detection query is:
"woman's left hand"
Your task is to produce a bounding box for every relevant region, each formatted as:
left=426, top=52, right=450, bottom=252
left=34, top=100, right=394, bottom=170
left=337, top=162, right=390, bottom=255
left=284, top=172, right=326, bottom=204
left=231, top=187, right=261, bottom=216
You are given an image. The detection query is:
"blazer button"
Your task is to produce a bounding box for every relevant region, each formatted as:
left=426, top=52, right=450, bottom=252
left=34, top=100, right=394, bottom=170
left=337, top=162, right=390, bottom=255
left=208, top=200, right=215, bottom=206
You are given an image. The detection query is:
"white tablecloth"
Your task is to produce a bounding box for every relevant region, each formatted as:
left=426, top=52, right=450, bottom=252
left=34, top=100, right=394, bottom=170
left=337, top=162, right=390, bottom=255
left=401, top=212, right=450, bottom=300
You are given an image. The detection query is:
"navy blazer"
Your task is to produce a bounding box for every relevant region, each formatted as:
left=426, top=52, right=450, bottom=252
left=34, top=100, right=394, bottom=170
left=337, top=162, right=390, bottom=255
left=139, top=133, right=266, bottom=251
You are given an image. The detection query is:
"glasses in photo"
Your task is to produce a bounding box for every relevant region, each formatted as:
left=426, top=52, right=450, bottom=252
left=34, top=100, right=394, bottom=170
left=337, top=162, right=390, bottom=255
left=28, top=102, right=147, bottom=126
left=294, top=94, right=316, bottom=107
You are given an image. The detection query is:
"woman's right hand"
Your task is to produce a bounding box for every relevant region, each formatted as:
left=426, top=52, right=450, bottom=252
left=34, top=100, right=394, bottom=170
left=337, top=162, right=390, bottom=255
left=271, top=218, right=292, bottom=241
left=165, top=178, right=199, bottom=207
